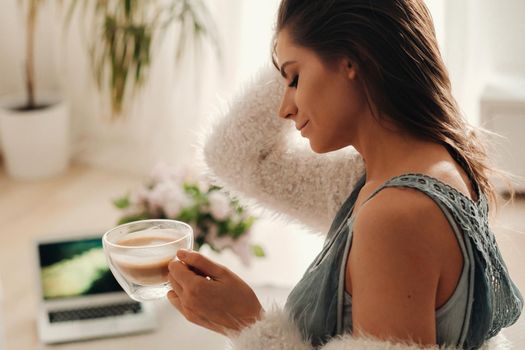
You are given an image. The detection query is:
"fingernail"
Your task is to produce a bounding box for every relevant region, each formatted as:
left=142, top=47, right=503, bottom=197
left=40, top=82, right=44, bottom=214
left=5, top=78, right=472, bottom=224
left=177, top=249, right=188, bottom=259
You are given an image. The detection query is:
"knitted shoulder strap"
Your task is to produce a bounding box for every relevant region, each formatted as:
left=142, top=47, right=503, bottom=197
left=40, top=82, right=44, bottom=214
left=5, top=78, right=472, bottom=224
left=355, top=173, right=523, bottom=346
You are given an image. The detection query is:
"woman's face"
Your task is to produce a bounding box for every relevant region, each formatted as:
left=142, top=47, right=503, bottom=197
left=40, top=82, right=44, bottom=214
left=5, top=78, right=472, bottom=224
left=275, top=29, right=371, bottom=153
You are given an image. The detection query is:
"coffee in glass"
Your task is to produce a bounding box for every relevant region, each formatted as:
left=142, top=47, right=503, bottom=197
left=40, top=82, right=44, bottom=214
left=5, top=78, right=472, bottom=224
left=103, top=220, right=193, bottom=301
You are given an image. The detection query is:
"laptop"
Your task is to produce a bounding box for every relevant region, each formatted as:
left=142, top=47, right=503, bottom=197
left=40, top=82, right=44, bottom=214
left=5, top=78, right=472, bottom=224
left=34, top=234, right=158, bottom=344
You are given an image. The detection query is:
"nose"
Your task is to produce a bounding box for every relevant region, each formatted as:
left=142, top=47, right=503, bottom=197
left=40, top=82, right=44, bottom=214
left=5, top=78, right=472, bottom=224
left=278, top=90, right=297, bottom=120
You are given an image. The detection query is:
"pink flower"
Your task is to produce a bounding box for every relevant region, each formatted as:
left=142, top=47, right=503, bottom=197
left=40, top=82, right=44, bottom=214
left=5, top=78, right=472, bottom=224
left=196, top=179, right=210, bottom=193
left=208, top=191, right=232, bottom=220
left=205, top=224, right=234, bottom=250
left=147, top=182, right=192, bottom=218
left=129, top=186, right=149, bottom=206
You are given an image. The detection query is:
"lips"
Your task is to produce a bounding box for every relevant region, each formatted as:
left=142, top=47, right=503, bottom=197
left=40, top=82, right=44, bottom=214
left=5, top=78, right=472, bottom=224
left=297, top=120, right=309, bottom=131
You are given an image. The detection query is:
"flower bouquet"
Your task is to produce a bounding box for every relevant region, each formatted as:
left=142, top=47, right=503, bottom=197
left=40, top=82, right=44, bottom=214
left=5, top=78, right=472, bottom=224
left=113, top=163, right=264, bottom=266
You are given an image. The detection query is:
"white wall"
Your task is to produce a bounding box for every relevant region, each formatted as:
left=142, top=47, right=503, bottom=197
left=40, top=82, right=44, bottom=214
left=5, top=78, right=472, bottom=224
left=480, top=0, right=525, bottom=79
left=0, top=0, right=475, bottom=175
left=0, top=1, right=247, bottom=175
left=60, top=1, right=232, bottom=174
left=443, top=0, right=525, bottom=125
left=0, top=0, right=289, bottom=176
left=2, top=1, right=525, bottom=172
left=0, top=1, right=60, bottom=98
left=425, top=0, right=446, bottom=50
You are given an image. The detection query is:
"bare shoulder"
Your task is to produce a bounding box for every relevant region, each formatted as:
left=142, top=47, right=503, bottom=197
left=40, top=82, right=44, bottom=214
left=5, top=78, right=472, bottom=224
left=350, top=186, right=454, bottom=299
left=353, top=186, right=451, bottom=253
left=348, top=187, right=449, bottom=344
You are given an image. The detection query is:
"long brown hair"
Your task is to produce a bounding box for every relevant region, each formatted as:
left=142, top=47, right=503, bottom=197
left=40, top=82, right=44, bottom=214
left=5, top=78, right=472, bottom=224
left=273, top=0, right=512, bottom=209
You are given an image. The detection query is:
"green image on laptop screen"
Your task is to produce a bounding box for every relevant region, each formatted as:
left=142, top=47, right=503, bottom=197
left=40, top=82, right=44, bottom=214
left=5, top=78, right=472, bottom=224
left=38, top=238, right=123, bottom=300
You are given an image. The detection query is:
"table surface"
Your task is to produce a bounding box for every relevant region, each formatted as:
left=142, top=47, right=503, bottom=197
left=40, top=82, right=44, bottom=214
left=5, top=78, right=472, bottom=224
left=1, top=164, right=524, bottom=349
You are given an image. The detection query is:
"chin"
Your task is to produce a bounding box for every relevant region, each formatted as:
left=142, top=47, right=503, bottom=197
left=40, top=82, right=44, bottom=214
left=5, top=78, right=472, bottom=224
left=309, top=139, right=349, bottom=154
left=309, top=140, right=334, bottom=154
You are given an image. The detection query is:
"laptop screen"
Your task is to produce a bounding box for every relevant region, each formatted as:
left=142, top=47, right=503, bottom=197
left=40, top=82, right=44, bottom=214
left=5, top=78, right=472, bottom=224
left=38, top=237, right=123, bottom=300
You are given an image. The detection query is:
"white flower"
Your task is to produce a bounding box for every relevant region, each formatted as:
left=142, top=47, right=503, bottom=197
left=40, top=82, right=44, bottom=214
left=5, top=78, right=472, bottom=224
left=192, top=224, right=203, bottom=240
left=196, top=179, right=210, bottom=193
left=147, top=182, right=192, bottom=218
left=208, top=191, right=232, bottom=221
left=147, top=182, right=172, bottom=209
left=166, top=186, right=193, bottom=218
left=129, top=186, right=149, bottom=206
left=163, top=192, right=187, bottom=218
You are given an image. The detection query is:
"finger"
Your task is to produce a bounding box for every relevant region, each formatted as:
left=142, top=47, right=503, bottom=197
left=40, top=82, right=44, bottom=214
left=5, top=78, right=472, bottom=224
left=168, top=273, right=183, bottom=296
left=168, top=258, right=199, bottom=286
left=168, top=291, right=220, bottom=332
left=167, top=290, right=182, bottom=311
left=176, top=249, right=225, bottom=279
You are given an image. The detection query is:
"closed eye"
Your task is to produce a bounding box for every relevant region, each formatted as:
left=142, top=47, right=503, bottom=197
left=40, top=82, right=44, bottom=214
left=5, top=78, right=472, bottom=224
left=288, top=75, right=299, bottom=88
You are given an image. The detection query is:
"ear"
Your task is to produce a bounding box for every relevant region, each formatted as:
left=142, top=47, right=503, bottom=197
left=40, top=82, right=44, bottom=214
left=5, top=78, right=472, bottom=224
left=341, top=58, right=357, bottom=80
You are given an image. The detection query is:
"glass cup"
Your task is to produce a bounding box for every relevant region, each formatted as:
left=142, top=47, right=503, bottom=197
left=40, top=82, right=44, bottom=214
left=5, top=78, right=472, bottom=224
left=102, top=219, right=193, bottom=301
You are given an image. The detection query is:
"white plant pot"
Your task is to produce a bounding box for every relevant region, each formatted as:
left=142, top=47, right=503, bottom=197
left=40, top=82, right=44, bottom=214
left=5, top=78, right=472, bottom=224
left=0, top=94, right=70, bottom=180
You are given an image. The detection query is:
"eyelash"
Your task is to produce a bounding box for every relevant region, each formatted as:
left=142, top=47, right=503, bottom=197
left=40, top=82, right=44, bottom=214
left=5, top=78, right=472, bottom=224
left=288, top=75, right=299, bottom=88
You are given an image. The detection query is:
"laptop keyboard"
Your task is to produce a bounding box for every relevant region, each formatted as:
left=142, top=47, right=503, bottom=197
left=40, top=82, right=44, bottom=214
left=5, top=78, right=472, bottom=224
left=49, top=301, right=143, bottom=323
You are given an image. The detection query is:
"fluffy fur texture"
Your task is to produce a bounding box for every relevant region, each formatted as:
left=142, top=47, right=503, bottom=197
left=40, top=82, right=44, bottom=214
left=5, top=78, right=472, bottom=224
left=197, top=65, right=365, bottom=235
left=199, top=65, right=514, bottom=349
left=227, top=309, right=512, bottom=350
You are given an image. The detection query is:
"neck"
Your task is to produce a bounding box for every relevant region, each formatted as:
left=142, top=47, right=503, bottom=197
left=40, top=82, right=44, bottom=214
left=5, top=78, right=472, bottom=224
left=352, top=115, right=439, bottom=183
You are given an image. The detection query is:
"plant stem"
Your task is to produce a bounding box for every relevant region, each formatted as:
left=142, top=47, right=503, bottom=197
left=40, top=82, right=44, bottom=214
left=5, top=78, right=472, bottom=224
left=25, top=0, right=38, bottom=109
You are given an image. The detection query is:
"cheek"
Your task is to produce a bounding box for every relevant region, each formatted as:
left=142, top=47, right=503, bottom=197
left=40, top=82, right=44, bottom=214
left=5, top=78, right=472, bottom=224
left=345, top=79, right=369, bottom=115
left=329, top=81, right=368, bottom=129
left=296, top=73, right=366, bottom=131
left=294, top=73, right=331, bottom=116
left=310, top=85, right=365, bottom=151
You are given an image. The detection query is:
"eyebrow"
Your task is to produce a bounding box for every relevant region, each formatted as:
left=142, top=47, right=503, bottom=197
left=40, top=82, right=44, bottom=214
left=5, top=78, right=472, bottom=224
left=279, top=61, right=297, bottom=79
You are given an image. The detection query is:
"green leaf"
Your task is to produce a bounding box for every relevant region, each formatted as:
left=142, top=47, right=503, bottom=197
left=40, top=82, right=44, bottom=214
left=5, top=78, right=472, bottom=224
left=208, top=185, right=221, bottom=192
left=113, top=196, right=130, bottom=209
left=184, top=182, right=201, bottom=193
left=68, top=0, right=221, bottom=121
left=124, top=0, right=131, bottom=19
left=178, top=207, right=198, bottom=222
left=244, top=216, right=255, bottom=230
left=217, top=221, right=229, bottom=236
left=251, top=245, right=265, bottom=257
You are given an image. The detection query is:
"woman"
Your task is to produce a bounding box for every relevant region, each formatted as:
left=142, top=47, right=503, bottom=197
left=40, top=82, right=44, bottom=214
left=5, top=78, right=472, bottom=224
left=167, top=0, right=523, bottom=349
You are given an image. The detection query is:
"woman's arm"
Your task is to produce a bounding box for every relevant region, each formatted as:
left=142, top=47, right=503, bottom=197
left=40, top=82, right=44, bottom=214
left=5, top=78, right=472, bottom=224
left=349, top=188, right=442, bottom=347
left=199, top=65, right=365, bottom=234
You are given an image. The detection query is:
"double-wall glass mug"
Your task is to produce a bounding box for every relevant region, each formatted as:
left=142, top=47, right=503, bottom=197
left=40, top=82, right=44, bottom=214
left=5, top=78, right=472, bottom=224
left=103, top=219, right=193, bottom=301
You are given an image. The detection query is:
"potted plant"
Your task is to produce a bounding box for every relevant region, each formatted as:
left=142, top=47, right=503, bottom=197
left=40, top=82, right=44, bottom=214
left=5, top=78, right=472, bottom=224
left=0, top=0, right=70, bottom=180
left=68, top=0, right=220, bottom=119
left=0, top=0, right=219, bottom=179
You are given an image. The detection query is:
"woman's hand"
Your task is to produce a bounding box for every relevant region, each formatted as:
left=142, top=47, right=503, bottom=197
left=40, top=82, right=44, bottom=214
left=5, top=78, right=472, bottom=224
left=167, top=249, right=264, bottom=336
